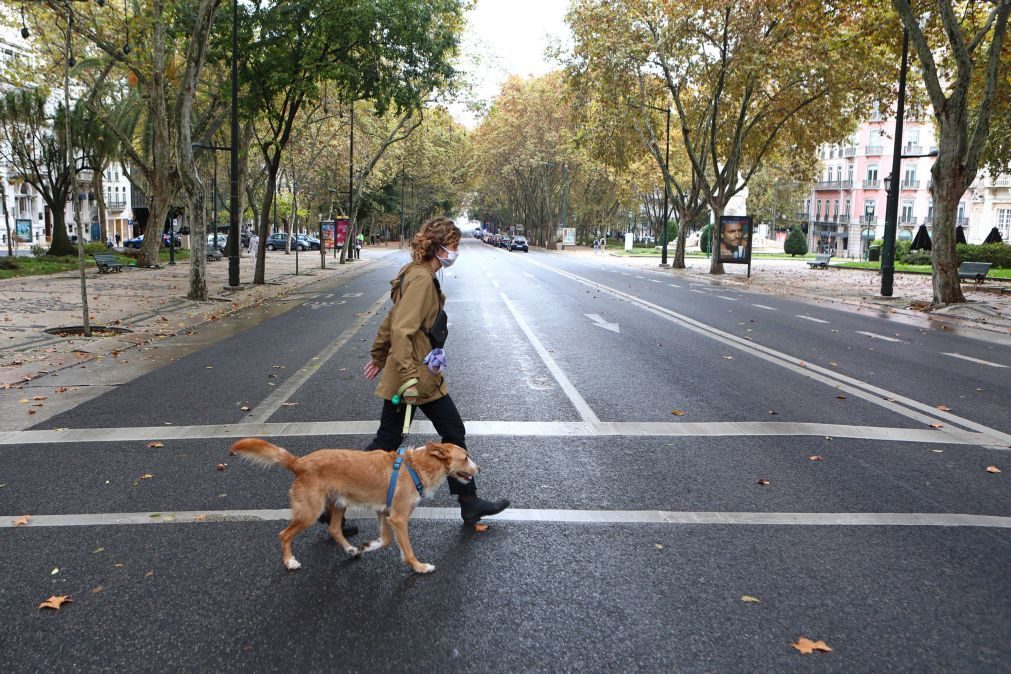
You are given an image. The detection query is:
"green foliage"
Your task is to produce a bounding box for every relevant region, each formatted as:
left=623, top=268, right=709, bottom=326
left=784, top=227, right=808, bottom=256
left=665, top=220, right=678, bottom=242
left=956, top=243, right=1011, bottom=268
left=900, top=251, right=932, bottom=265
left=0, top=257, right=19, bottom=270
left=84, top=242, right=108, bottom=255
left=31, top=245, right=48, bottom=258
left=895, top=240, right=912, bottom=258
left=699, top=223, right=712, bottom=254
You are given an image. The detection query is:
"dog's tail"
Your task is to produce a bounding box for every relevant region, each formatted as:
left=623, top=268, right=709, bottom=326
left=229, top=438, right=298, bottom=473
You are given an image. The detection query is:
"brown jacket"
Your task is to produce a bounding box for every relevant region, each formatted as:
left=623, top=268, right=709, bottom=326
left=370, top=263, right=448, bottom=404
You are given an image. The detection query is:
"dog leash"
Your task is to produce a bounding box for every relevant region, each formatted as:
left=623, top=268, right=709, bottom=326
left=384, top=378, right=424, bottom=513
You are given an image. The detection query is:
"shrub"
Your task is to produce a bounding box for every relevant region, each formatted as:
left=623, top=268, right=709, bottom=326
left=895, top=240, right=912, bottom=258
left=666, top=220, right=678, bottom=242
left=956, top=243, right=1011, bottom=268
left=784, top=226, right=808, bottom=256
left=84, top=242, right=108, bottom=255
left=0, top=257, right=19, bottom=270
left=699, top=223, right=712, bottom=254
left=31, top=244, right=47, bottom=258
left=900, top=251, right=932, bottom=265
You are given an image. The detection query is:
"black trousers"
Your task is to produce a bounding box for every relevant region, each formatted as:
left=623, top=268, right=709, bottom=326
left=364, top=394, right=476, bottom=497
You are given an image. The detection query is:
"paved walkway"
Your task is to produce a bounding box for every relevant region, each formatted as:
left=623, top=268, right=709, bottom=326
left=566, top=247, right=1011, bottom=333
left=0, top=246, right=399, bottom=387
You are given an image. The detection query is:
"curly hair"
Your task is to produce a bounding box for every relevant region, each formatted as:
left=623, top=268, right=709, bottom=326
left=411, top=216, right=461, bottom=263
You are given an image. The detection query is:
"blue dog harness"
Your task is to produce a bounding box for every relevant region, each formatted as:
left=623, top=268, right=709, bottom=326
left=386, top=446, right=425, bottom=512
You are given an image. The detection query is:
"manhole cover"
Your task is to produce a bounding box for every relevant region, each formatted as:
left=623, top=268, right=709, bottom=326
left=44, top=325, right=133, bottom=338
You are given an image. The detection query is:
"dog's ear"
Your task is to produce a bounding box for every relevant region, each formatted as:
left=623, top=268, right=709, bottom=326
left=426, top=442, right=451, bottom=462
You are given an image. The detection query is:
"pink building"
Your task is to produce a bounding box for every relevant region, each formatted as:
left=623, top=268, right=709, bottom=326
left=802, top=116, right=969, bottom=258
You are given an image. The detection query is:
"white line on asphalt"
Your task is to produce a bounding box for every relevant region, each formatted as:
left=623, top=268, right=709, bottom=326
left=491, top=279, right=500, bottom=288
left=500, top=294, right=600, bottom=423
left=0, top=421, right=989, bottom=446
left=856, top=331, right=904, bottom=343
left=523, top=272, right=535, bottom=278
left=634, top=275, right=645, bottom=279
left=650, top=279, right=661, bottom=283
left=752, top=304, right=778, bottom=311
left=6, top=508, right=1009, bottom=529
left=668, top=284, right=681, bottom=288
left=506, top=257, right=1011, bottom=447
left=690, top=289, right=707, bottom=295
left=796, top=315, right=830, bottom=324
left=621, top=272, right=631, bottom=276
left=942, top=353, right=1008, bottom=368
left=246, top=291, right=390, bottom=424
left=718, top=295, right=737, bottom=301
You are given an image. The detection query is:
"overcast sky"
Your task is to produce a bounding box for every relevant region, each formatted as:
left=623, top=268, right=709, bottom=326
left=446, top=0, right=572, bottom=128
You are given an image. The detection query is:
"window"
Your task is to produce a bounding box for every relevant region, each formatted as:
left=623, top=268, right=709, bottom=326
left=903, top=165, right=916, bottom=186
left=997, top=209, right=1011, bottom=239
left=833, top=200, right=840, bottom=217
left=901, top=201, right=914, bottom=223
left=845, top=199, right=851, bottom=216
left=816, top=201, right=822, bottom=218
left=906, top=128, right=919, bottom=144
left=847, top=165, right=854, bottom=182
left=867, top=165, right=879, bottom=182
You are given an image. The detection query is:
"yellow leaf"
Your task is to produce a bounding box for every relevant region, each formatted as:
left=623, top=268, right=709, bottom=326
left=835, top=395, right=846, bottom=400
left=92, top=586, right=104, bottom=594
left=671, top=409, right=685, bottom=416
left=473, top=523, right=489, bottom=532
left=140, top=473, right=154, bottom=480
left=193, top=514, right=207, bottom=522
left=740, top=595, right=760, bottom=603
left=808, top=455, right=822, bottom=461
left=38, top=595, right=72, bottom=610
left=13, top=514, right=30, bottom=527
left=792, top=637, right=832, bottom=654
left=986, top=465, right=1002, bottom=474
left=18, top=399, right=29, bottom=404
left=655, top=544, right=663, bottom=550
left=50, top=568, right=59, bottom=575
left=936, top=404, right=951, bottom=411
left=147, top=442, right=164, bottom=448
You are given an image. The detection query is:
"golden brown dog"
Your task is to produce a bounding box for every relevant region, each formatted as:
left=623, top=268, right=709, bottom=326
left=229, top=439, right=478, bottom=574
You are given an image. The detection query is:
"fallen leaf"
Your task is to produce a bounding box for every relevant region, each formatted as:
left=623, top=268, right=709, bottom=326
left=929, top=423, right=944, bottom=429
left=740, top=595, right=760, bottom=603
left=808, top=455, right=822, bottom=461
left=140, top=473, right=154, bottom=480
left=829, top=362, right=838, bottom=367
left=38, top=595, right=72, bottom=610
left=13, top=515, right=30, bottom=527
left=986, top=465, right=1002, bottom=474
left=18, top=399, right=29, bottom=403
left=27, top=410, right=36, bottom=415
left=281, top=402, right=299, bottom=407
left=756, top=479, right=770, bottom=485
left=92, top=586, right=104, bottom=594
left=216, top=463, right=228, bottom=471
left=93, top=547, right=105, bottom=553
left=792, top=637, right=832, bottom=654
left=193, top=514, right=207, bottom=522
left=147, top=442, right=165, bottom=448
left=205, top=366, right=213, bottom=369
left=655, top=544, right=664, bottom=550
left=722, top=355, right=734, bottom=360
left=145, top=570, right=155, bottom=578
left=50, top=568, right=59, bottom=575
left=473, top=523, right=489, bottom=532
left=113, top=563, right=125, bottom=568
left=32, top=396, right=47, bottom=401
left=936, top=404, right=951, bottom=411
left=768, top=410, right=778, bottom=415
left=671, top=410, right=685, bottom=416
left=240, top=405, right=250, bottom=412
left=835, top=395, right=846, bottom=400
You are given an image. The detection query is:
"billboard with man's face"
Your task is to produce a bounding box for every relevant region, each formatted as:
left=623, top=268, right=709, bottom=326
left=717, top=216, right=752, bottom=264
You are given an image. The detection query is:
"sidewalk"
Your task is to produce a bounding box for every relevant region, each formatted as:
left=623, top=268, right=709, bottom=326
left=564, top=246, right=1011, bottom=334
left=0, top=247, right=398, bottom=388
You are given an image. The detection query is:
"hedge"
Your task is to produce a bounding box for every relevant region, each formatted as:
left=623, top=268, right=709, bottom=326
left=956, top=243, right=1011, bottom=268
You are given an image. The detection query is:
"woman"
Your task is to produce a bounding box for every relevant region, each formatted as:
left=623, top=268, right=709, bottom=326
left=333, top=217, right=509, bottom=532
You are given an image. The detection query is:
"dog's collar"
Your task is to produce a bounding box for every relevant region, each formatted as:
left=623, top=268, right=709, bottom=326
left=386, top=447, right=425, bottom=511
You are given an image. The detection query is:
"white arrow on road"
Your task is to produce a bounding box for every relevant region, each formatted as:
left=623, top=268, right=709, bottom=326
left=585, top=313, right=620, bottom=333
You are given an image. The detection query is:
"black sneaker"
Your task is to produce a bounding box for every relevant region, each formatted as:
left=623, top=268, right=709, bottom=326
left=317, top=511, right=358, bottom=537
left=459, top=496, right=510, bottom=525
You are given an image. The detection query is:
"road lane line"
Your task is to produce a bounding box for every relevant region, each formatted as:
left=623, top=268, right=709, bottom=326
left=6, top=509, right=1009, bottom=529
left=718, top=295, right=737, bottom=301
left=690, top=289, right=707, bottom=295
left=942, top=353, right=1008, bottom=368
left=856, top=331, right=904, bottom=343
left=500, top=294, right=600, bottom=423
left=508, top=257, right=1011, bottom=447
left=650, top=279, right=661, bottom=283
left=752, top=304, right=778, bottom=310
left=0, top=421, right=989, bottom=446
left=491, top=279, right=500, bottom=288
left=246, top=291, right=390, bottom=424
left=668, top=284, right=681, bottom=288
left=796, top=315, right=830, bottom=324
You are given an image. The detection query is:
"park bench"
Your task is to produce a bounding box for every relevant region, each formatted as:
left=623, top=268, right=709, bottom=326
left=807, top=253, right=832, bottom=269
left=92, top=253, right=125, bottom=274
left=207, top=248, right=223, bottom=261
left=957, top=261, right=992, bottom=284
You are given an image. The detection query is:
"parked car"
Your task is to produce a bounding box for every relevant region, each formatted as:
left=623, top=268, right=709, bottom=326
left=294, top=234, right=320, bottom=251
left=123, top=233, right=180, bottom=249
left=498, top=236, right=512, bottom=249
left=510, top=235, right=529, bottom=252
left=206, top=234, right=228, bottom=251
left=264, top=233, right=289, bottom=250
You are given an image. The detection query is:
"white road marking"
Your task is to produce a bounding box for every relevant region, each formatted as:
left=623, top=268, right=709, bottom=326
left=690, top=289, right=707, bottom=295
left=796, top=315, right=830, bottom=324
left=341, top=292, right=363, bottom=298
left=621, top=272, right=631, bottom=276
left=491, top=279, right=500, bottom=288
left=668, top=284, right=681, bottom=288
left=523, top=272, right=535, bottom=278
left=246, top=291, right=390, bottom=424
left=856, top=331, right=904, bottom=343
left=942, top=353, right=1008, bottom=368
left=718, top=295, right=737, bottom=301
left=0, top=421, right=988, bottom=446
left=501, top=294, right=600, bottom=423
left=585, top=313, right=620, bottom=333
left=752, top=304, right=778, bottom=311
left=6, top=508, right=1009, bottom=530
left=507, top=257, right=1011, bottom=447
left=634, top=275, right=645, bottom=279
left=650, top=279, right=661, bottom=283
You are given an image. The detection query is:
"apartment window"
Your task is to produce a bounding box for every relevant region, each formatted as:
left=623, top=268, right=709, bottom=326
left=847, top=165, right=854, bottom=182
left=804, top=199, right=810, bottom=215
left=927, top=202, right=934, bottom=223
left=867, top=165, right=879, bottom=182
left=845, top=199, right=851, bottom=216
left=901, top=201, right=914, bottom=223
left=907, top=128, right=919, bottom=144
left=816, top=201, right=822, bottom=218
left=903, top=165, right=916, bottom=185
left=997, top=209, right=1011, bottom=239
left=833, top=200, right=840, bottom=217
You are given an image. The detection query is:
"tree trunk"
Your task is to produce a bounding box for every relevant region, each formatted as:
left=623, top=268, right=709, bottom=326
left=929, top=164, right=966, bottom=305
left=47, top=202, right=76, bottom=256
left=94, top=169, right=108, bottom=244
left=255, top=166, right=279, bottom=285
left=708, top=200, right=725, bottom=275
left=671, top=207, right=688, bottom=269
left=1, top=182, right=12, bottom=257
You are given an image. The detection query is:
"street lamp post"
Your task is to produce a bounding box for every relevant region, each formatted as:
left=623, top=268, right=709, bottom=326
left=228, top=0, right=239, bottom=287
left=880, top=29, right=909, bottom=297
left=192, top=143, right=230, bottom=258
left=628, top=101, right=672, bottom=266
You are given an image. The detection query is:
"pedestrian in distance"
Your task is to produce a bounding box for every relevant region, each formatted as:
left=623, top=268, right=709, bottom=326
left=593, top=238, right=598, bottom=254
left=115, top=233, right=122, bottom=247
left=321, top=216, right=509, bottom=534
left=248, top=232, right=259, bottom=260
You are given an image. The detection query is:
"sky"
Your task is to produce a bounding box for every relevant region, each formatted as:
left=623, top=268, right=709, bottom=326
left=446, top=0, right=572, bottom=129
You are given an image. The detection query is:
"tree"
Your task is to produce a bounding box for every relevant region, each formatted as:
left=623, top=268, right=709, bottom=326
left=893, top=0, right=1011, bottom=305
left=784, top=226, right=808, bottom=256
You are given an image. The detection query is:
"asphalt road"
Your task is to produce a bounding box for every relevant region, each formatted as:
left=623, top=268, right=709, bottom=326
left=2, top=238, right=1008, bottom=671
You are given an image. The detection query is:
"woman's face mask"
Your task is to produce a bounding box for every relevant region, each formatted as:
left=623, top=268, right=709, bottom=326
left=438, top=245, right=459, bottom=268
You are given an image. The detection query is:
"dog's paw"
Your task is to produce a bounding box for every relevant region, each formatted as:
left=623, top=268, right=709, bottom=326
left=361, top=539, right=385, bottom=553
left=285, top=557, right=302, bottom=570
left=413, top=563, right=435, bottom=574
left=346, top=546, right=361, bottom=558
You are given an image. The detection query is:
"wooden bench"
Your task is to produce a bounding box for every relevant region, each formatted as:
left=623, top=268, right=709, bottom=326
left=92, top=253, right=125, bottom=274
left=957, top=261, right=992, bottom=284
left=807, top=253, right=832, bottom=269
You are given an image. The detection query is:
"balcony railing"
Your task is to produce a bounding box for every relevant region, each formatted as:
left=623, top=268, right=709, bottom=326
left=903, top=144, right=923, bottom=155
left=794, top=212, right=811, bottom=221
left=814, top=180, right=853, bottom=190
left=865, top=145, right=884, bottom=155
left=860, top=215, right=878, bottom=224
left=898, top=215, right=917, bottom=225
left=995, top=176, right=1010, bottom=187
left=862, top=179, right=880, bottom=189
left=901, top=180, right=920, bottom=189
left=956, top=217, right=969, bottom=226
left=106, top=201, right=127, bottom=211
left=843, top=147, right=856, bottom=157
